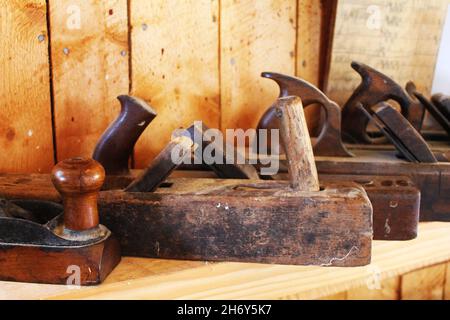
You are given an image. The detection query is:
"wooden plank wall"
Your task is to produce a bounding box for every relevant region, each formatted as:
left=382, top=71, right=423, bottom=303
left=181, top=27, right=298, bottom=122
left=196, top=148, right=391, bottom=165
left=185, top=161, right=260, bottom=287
left=0, top=0, right=327, bottom=172
left=0, top=0, right=54, bottom=173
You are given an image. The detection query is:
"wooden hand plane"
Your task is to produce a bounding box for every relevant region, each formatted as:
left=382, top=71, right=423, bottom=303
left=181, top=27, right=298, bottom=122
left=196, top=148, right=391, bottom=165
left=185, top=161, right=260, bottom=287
left=0, top=157, right=120, bottom=285
left=0, top=97, right=372, bottom=266
left=255, top=72, right=421, bottom=238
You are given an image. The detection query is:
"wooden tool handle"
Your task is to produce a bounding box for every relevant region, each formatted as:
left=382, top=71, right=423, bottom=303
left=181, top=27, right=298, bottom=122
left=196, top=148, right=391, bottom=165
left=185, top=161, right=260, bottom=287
left=51, top=157, right=105, bottom=231
left=93, top=95, right=157, bottom=175
left=259, top=72, right=352, bottom=157
left=275, top=96, right=320, bottom=192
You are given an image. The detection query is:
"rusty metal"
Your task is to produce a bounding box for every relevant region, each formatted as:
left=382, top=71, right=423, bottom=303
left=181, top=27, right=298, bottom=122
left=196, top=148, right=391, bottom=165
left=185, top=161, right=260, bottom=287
left=257, top=72, right=352, bottom=157
left=432, top=94, right=450, bottom=120
left=125, top=133, right=196, bottom=192
left=406, top=84, right=450, bottom=138
left=93, top=95, right=157, bottom=176
left=341, top=61, right=425, bottom=144
left=360, top=104, right=440, bottom=163
left=185, top=122, right=260, bottom=179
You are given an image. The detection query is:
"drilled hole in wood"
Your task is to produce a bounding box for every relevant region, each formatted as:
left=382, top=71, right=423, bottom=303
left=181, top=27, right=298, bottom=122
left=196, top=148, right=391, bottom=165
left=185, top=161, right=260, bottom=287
left=381, top=180, right=393, bottom=187
left=159, top=182, right=173, bottom=188
left=396, top=180, right=409, bottom=187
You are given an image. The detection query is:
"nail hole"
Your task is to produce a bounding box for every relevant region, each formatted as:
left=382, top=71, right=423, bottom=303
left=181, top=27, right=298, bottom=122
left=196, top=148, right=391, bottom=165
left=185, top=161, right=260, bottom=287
left=159, top=182, right=173, bottom=188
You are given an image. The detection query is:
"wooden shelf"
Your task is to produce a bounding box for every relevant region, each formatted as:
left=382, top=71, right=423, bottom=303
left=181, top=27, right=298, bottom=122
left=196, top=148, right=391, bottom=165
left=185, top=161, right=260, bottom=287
left=1, top=222, right=449, bottom=300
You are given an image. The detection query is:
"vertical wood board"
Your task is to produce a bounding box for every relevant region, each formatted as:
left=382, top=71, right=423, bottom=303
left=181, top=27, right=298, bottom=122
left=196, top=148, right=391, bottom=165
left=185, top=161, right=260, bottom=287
left=0, top=0, right=54, bottom=173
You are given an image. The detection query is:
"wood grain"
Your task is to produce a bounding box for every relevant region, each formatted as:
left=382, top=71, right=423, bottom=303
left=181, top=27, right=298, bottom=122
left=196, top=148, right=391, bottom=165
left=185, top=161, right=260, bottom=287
left=346, top=276, right=400, bottom=300
left=296, top=0, right=323, bottom=134
left=401, top=263, right=446, bottom=300
left=277, top=96, right=319, bottom=191
left=0, top=0, right=54, bottom=173
left=297, top=0, right=322, bottom=86
left=130, top=0, right=220, bottom=167
left=220, top=0, right=297, bottom=131
left=1, top=222, right=449, bottom=300
left=326, top=0, right=448, bottom=106
left=49, top=0, right=129, bottom=161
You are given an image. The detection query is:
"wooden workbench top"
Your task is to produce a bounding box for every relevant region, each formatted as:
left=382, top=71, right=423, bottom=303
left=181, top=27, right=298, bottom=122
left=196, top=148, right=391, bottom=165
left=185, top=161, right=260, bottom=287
left=1, top=222, right=450, bottom=300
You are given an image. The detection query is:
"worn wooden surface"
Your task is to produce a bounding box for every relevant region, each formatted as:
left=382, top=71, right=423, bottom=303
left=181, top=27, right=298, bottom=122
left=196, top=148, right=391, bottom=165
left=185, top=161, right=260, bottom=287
left=326, top=0, right=449, bottom=106
left=0, top=0, right=54, bottom=173
left=314, top=149, right=450, bottom=221
left=277, top=96, right=320, bottom=191
left=49, top=0, right=129, bottom=161
left=0, top=172, right=373, bottom=266
left=0, top=222, right=448, bottom=299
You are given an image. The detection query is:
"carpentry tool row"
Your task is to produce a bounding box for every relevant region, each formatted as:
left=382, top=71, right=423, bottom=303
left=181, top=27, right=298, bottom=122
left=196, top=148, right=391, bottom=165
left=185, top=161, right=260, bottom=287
left=0, top=61, right=448, bottom=286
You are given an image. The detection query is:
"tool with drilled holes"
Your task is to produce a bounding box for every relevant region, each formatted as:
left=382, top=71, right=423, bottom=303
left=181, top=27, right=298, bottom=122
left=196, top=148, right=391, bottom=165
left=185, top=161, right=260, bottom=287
left=0, top=97, right=372, bottom=266
left=253, top=72, right=421, bottom=235
left=0, top=157, right=121, bottom=285
left=257, top=70, right=450, bottom=221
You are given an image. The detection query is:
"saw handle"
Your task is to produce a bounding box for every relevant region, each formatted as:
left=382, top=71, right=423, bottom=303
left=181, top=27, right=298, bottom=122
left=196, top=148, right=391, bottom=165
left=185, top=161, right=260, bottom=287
left=51, top=157, right=105, bottom=231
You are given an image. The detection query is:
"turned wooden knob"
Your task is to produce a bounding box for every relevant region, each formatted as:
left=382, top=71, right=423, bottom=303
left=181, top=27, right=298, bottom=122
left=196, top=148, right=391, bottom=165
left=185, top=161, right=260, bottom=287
left=51, top=157, right=105, bottom=231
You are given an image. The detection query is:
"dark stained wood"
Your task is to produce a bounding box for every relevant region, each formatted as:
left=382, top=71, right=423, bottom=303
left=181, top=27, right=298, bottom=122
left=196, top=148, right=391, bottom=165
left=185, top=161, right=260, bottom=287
left=93, top=96, right=157, bottom=175
left=0, top=156, right=121, bottom=285
left=314, top=150, right=450, bottom=222
left=0, top=233, right=120, bottom=285
left=101, top=179, right=372, bottom=266
left=276, top=96, right=320, bottom=191
left=0, top=174, right=372, bottom=266
left=320, top=175, right=419, bottom=240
